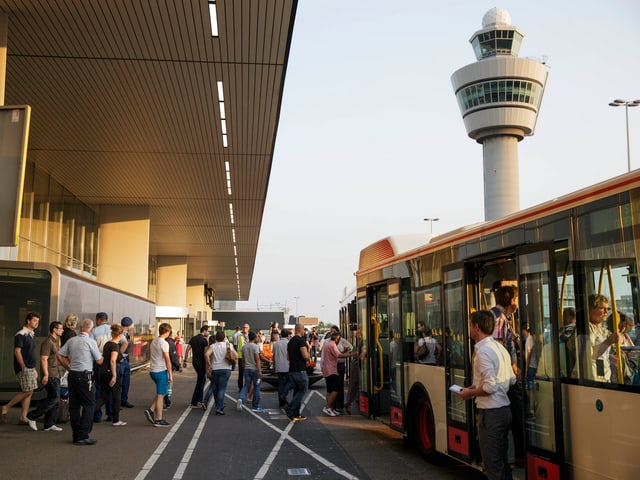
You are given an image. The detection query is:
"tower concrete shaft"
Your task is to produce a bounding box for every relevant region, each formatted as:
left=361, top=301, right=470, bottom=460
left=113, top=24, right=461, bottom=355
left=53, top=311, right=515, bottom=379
left=451, top=7, right=548, bottom=221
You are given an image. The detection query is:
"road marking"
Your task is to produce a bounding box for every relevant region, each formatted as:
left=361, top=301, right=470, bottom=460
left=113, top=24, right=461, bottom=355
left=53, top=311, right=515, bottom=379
left=134, top=405, right=193, bottom=480
left=136, top=388, right=358, bottom=480
left=252, top=390, right=359, bottom=480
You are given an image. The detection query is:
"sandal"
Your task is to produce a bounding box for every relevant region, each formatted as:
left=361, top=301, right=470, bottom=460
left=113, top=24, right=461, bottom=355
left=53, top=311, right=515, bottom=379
left=112, top=421, right=127, bottom=426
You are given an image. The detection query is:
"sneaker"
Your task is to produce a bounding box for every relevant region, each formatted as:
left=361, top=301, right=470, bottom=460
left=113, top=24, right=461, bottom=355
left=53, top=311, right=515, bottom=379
left=251, top=407, right=264, bottom=413
left=322, top=407, right=337, bottom=417
left=292, top=415, right=307, bottom=422
left=27, top=419, right=38, bottom=431
left=44, top=424, right=63, bottom=432
left=236, top=399, right=242, bottom=412
left=330, top=409, right=340, bottom=416
left=153, top=419, right=170, bottom=427
left=164, top=403, right=171, bottom=410
left=144, top=409, right=155, bottom=425
left=215, top=410, right=225, bottom=415
left=199, top=402, right=207, bottom=411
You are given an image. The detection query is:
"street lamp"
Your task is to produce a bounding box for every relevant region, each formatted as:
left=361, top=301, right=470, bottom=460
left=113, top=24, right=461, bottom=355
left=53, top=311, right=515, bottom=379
left=293, top=296, right=300, bottom=317
left=609, top=98, right=640, bottom=172
left=423, top=217, right=440, bottom=234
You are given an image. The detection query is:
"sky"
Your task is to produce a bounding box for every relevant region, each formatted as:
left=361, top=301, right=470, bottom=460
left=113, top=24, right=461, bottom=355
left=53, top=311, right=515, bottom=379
left=237, top=1, right=640, bottom=324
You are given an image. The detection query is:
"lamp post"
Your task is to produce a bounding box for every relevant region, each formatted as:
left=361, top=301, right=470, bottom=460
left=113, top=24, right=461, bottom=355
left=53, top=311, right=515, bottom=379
left=293, top=296, right=300, bottom=318
left=424, top=217, right=440, bottom=234
left=609, top=99, right=640, bottom=172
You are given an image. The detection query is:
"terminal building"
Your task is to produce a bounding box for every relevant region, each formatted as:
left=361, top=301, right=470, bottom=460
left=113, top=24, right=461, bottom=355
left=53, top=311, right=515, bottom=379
left=0, top=1, right=299, bottom=394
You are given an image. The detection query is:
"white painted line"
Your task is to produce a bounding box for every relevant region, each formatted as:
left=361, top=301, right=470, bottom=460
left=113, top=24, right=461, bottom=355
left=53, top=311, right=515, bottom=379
left=134, top=405, right=194, bottom=480
left=172, top=404, right=212, bottom=479
left=252, top=390, right=359, bottom=480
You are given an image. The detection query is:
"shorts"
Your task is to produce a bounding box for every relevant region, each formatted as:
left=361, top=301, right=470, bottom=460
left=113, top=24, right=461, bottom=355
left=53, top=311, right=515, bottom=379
left=325, top=374, right=340, bottom=393
left=18, top=368, right=38, bottom=392
left=149, top=370, right=169, bottom=395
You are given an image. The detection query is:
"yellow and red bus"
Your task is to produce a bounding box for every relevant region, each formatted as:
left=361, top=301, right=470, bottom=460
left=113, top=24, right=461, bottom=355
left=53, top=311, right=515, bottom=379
left=354, top=170, right=640, bottom=480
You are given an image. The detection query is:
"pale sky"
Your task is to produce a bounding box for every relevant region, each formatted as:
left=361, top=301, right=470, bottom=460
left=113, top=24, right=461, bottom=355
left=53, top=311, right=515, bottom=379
left=237, top=1, right=640, bottom=324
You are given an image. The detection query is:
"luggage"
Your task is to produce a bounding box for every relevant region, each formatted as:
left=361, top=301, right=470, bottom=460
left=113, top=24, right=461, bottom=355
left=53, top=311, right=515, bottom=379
left=58, top=398, right=69, bottom=424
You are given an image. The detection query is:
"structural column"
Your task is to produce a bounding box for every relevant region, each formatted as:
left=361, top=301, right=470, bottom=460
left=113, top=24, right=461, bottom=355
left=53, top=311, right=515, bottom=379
left=97, top=205, right=150, bottom=298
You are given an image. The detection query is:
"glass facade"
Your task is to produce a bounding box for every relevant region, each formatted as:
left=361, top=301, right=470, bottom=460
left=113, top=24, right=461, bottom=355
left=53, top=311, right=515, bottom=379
left=18, top=162, right=99, bottom=278
left=456, top=79, right=544, bottom=113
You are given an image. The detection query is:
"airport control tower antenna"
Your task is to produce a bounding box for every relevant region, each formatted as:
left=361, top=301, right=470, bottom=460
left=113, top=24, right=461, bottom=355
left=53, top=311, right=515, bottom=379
left=451, top=7, right=548, bottom=221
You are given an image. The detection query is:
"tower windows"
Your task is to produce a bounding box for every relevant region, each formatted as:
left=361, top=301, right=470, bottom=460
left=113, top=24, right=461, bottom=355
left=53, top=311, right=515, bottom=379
left=456, top=79, right=543, bottom=114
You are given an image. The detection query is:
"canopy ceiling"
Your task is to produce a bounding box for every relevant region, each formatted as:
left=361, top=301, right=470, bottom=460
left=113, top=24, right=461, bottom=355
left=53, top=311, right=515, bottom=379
left=1, top=0, right=298, bottom=301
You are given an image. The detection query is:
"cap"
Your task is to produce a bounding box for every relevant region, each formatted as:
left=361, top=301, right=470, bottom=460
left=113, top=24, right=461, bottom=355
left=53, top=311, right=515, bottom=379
left=96, top=312, right=108, bottom=321
left=121, top=316, right=133, bottom=327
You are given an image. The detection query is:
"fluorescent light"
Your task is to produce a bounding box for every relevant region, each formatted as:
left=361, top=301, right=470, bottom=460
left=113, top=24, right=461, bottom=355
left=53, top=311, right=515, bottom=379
left=221, top=119, right=227, bottom=134
left=217, top=81, right=224, bottom=101
left=209, top=2, right=219, bottom=37
left=225, top=161, right=230, bottom=171
left=222, top=134, right=228, bottom=147
left=219, top=102, right=225, bottom=118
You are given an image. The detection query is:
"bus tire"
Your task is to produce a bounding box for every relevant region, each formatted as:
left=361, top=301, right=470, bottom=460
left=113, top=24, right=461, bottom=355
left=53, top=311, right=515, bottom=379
left=414, top=392, right=436, bottom=458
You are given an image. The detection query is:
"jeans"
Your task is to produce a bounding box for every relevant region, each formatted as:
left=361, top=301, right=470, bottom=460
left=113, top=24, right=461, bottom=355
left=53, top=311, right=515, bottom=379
left=27, top=376, right=60, bottom=428
left=286, top=371, right=308, bottom=417
left=477, top=406, right=513, bottom=480
left=277, top=372, right=292, bottom=406
left=97, top=371, right=122, bottom=423
left=238, top=369, right=261, bottom=409
left=120, top=358, right=131, bottom=404
left=204, top=369, right=231, bottom=411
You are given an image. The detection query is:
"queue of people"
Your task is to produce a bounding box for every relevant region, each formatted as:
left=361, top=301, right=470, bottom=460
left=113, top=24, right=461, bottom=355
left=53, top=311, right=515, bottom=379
left=2, top=317, right=360, bottom=446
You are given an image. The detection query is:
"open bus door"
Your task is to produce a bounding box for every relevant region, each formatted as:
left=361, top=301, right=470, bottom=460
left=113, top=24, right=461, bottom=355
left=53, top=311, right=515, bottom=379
left=443, top=265, right=476, bottom=463
left=518, top=246, right=564, bottom=479
left=360, top=278, right=407, bottom=429
left=448, top=246, right=566, bottom=478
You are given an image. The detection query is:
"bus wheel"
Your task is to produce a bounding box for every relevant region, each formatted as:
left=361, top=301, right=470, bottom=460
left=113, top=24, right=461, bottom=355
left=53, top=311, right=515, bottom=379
left=414, top=393, right=435, bottom=458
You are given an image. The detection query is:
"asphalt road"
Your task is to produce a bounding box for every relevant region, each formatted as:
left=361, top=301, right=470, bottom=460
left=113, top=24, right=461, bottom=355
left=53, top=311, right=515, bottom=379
left=0, top=366, right=487, bottom=480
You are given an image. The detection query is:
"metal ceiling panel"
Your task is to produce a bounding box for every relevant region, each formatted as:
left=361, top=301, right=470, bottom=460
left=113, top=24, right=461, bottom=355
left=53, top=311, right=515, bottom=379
left=0, top=0, right=298, bottom=300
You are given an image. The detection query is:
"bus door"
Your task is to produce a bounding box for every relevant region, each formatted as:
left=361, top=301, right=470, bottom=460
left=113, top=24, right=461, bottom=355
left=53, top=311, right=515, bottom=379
left=363, top=278, right=406, bottom=426
left=518, top=247, right=563, bottom=480
left=442, top=265, right=476, bottom=463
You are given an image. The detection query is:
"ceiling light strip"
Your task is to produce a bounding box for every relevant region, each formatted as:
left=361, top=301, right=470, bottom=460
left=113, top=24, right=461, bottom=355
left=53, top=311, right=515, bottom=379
left=209, top=2, right=219, bottom=37
left=217, top=81, right=228, bottom=149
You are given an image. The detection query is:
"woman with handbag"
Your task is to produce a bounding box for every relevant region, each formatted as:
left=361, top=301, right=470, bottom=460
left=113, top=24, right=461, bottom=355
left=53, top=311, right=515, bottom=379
left=203, top=331, right=236, bottom=414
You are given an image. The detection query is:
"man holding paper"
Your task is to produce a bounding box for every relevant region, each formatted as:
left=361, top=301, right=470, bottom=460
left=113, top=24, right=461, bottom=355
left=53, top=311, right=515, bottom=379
left=458, top=310, right=516, bottom=480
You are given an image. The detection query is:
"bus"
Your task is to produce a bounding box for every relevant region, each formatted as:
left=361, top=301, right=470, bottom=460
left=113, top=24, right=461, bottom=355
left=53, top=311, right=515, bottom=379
left=0, top=261, right=156, bottom=401
left=354, top=170, right=640, bottom=480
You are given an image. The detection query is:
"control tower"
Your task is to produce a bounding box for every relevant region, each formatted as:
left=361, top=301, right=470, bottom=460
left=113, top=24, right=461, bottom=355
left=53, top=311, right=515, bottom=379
left=451, top=7, right=548, bottom=221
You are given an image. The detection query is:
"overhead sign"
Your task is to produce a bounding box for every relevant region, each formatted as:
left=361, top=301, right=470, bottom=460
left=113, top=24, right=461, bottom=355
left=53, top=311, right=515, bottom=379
left=0, top=105, right=31, bottom=246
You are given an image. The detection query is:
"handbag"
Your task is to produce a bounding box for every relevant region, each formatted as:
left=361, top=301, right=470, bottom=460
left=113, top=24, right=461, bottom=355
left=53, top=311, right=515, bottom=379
left=225, top=345, right=237, bottom=366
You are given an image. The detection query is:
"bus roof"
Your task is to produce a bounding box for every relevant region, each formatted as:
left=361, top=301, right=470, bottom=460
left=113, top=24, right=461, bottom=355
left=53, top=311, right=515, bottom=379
left=357, top=169, right=640, bottom=275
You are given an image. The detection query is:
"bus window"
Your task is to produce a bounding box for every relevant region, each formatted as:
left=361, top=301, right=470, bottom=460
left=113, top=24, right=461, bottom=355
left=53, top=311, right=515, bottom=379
left=571, top=261, right=637, bottom=385
left=415, top=286, right=443, bottom=365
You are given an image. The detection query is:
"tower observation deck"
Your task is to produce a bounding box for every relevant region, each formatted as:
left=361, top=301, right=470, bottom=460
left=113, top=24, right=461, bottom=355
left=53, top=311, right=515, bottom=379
left=451, top=7, right=548, bottom=220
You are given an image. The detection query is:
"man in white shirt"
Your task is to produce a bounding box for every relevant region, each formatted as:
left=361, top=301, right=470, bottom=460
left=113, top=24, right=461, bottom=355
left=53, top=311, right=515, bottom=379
left=459, top=310, right=516, bottom=480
